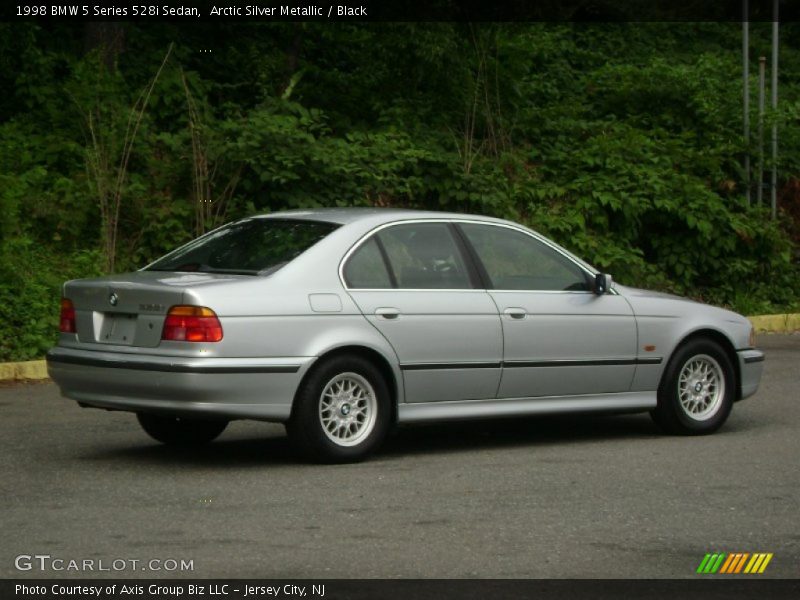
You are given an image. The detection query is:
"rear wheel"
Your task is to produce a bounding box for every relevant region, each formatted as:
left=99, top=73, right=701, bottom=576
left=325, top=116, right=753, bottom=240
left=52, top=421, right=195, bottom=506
left=137, top=413, right=228, bottom=446
left=651, top=338, right=735, bottom=435
left=287, top=355, right=391, bottom=463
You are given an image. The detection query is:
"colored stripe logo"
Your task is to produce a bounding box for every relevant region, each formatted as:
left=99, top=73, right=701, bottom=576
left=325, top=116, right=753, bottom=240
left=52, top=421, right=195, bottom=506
left=696, top=552, right=773, bottom=574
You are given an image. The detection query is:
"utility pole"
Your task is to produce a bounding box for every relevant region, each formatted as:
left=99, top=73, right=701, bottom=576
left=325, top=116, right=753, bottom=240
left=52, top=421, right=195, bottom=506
left=743, top=0, right=750, bottom=206
left=758, top=56, right=766, bottom=206
left=770, top=0, right=779, bottom=219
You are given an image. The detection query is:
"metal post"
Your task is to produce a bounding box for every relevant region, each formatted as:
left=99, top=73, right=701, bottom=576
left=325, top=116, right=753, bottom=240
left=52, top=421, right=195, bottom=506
left=757, top=56, right=765, bottom=206
left=743, top=0, right=751, bottom=206
left=770, top=0, right=779, bottom=219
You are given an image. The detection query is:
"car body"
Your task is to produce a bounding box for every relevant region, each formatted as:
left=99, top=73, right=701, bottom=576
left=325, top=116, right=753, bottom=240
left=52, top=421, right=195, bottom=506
left=47, top=208, right=765, bottom=461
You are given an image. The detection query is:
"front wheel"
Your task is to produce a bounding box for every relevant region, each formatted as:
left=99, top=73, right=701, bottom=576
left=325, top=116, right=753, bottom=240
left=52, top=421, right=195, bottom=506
left=650, top=338, right=735, bottom=435
left=286, top=355, right=391, bottom=463
left=137, top=413, right=228, bottom=446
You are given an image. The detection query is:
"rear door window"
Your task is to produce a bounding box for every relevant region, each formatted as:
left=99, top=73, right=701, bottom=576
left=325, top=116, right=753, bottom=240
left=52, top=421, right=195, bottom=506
left=343, top=223, right=475, bottom=290
left=343, top=237, right=393, bottom=289
left=378, top=223, right=472, bottom=290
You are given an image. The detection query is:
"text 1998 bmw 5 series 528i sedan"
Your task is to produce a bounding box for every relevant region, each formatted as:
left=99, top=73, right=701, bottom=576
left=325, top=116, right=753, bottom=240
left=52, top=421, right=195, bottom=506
left=47, top=209, right=765, bottom=462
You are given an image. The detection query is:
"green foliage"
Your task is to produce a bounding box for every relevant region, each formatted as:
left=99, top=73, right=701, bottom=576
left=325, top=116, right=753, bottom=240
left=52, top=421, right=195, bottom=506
left=0, top=239, right=102, bottom=361
left=1, top=22, right=799, bottom=360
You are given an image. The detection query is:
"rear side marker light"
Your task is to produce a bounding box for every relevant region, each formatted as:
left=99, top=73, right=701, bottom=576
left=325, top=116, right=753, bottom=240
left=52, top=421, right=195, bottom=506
left=162, top=305, right=223, bottom=343
left=59, top=298, right=76, bottom=333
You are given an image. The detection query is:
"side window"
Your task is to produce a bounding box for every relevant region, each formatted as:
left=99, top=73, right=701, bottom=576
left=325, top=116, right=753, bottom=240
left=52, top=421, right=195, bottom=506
left=378, top=223, right=472, bottom=289
left=343, top=237, right=393, bottom=289
left=460, top=224, right=590, bottom=291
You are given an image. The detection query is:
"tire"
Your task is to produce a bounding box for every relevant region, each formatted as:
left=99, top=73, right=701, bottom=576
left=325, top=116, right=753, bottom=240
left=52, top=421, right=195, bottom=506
left=650, top=338, right=735, bottom=435
left=137, top=413, right=228, bottom=446
left=286, top=355, right=391, bottom=463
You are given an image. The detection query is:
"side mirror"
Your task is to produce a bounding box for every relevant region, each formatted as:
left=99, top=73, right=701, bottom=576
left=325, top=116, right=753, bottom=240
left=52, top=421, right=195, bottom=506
left=594, top=273, right=612, bottom=295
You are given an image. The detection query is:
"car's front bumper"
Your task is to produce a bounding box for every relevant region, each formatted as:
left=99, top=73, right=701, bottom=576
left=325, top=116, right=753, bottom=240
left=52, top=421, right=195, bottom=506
left=46, top=346, right=314, bottom=421
left=737, top=348, right=765, bottom=400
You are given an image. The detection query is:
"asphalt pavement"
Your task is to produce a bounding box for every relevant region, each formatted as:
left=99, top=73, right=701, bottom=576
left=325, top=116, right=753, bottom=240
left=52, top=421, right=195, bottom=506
left=2, top=334, right=798, bottom=579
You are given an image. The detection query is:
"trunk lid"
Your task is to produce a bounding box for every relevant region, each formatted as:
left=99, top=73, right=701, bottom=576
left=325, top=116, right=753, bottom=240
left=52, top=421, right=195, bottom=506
left=64, top=271, right=246, bottom=348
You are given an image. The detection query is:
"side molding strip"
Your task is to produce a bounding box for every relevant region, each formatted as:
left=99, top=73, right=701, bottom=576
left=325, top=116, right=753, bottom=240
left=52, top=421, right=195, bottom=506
left=401, top=362, right=502, bottom=371
left=400, top=358, right=662, bottom=371
left=743, top=355, right=765, bottom=364
left=46, top=353, right=301, bottom=374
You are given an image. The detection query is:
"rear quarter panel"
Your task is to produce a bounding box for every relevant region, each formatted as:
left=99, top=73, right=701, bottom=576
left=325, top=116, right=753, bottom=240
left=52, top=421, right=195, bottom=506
left=179, top=226, right=405, bottom=400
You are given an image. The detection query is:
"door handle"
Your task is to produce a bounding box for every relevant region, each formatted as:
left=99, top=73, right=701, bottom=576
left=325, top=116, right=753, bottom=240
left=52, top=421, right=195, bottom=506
left=375, top=307, right=400, bottom=320
left=503, top=307, right=527, bottom=319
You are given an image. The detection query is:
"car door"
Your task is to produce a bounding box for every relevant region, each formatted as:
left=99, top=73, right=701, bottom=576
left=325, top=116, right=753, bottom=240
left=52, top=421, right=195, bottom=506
left=342, top=221, right=503, bottom=403
left=457, top=222, right=638, bottom=399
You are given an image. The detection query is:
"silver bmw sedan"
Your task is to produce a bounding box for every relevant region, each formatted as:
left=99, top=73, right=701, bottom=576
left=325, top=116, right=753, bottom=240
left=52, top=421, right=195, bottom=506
left=47, top=209, right=765, bottom=462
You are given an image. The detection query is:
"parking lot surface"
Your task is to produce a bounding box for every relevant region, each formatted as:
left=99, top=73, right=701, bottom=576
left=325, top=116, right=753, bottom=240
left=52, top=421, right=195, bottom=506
left=2, top=334, right=798, bottom=578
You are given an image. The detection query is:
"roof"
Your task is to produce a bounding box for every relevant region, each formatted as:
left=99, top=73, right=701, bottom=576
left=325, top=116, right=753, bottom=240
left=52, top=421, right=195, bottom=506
left=254, top=207, right=510, bottom=226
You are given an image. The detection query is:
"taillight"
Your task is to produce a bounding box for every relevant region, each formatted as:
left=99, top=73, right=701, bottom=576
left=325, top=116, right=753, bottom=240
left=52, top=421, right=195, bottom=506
left=60, top=298, right=76, bottom=333
left=161, top=306, right=223, bottom=343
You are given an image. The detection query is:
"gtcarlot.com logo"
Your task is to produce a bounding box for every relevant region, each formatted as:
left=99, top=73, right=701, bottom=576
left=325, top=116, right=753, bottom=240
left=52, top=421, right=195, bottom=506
left=696, top=552, right=773, bottom=574
left=14, top=554, right=194, bottom=572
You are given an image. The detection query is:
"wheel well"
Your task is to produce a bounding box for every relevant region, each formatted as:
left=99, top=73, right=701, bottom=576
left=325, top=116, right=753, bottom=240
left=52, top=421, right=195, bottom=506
left=294, top=346, right=399, bottom=423
left=671, top=329, right=741, bottom=400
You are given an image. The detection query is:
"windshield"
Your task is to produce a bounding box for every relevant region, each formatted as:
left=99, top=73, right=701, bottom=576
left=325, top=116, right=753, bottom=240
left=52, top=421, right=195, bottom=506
left=146, top=218, right=340, bottom=275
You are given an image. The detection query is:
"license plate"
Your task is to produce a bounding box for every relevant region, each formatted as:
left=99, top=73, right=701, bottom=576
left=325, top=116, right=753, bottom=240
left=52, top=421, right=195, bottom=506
left=98, top=313, right=138, bottom=345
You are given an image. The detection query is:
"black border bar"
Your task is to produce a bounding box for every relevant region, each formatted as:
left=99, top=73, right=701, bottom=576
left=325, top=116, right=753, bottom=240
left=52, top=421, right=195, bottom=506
left=3, top=0, right=799, bottom=22
left=5, top=579, right=800, bottom=600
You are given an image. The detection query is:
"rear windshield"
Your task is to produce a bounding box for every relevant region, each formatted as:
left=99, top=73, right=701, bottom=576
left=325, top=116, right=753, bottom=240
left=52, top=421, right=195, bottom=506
left=146, top=218, right=340, bottom=275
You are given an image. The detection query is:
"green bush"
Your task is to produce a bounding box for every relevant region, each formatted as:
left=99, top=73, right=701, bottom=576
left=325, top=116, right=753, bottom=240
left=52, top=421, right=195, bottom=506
left=0, top=239, right=103, bottom=361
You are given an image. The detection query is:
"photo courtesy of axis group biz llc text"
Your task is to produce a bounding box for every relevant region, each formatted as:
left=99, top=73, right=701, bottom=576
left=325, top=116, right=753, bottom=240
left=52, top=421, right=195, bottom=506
left=16, top=583, right=326, bottom=597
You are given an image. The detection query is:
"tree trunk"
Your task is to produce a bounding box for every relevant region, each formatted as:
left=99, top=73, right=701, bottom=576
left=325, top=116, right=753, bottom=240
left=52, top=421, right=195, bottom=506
left=84, top=23, right=126, bottom=70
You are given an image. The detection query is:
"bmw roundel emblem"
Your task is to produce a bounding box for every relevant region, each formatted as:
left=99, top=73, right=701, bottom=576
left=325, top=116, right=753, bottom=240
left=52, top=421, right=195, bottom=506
left=109, top=292, right=118, bottom=306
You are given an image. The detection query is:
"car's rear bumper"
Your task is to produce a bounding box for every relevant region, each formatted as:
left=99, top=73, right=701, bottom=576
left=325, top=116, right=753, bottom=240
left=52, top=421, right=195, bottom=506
left=46, top=346, right=313, bottom=421
left=737, top=348, right=765, bottom=400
